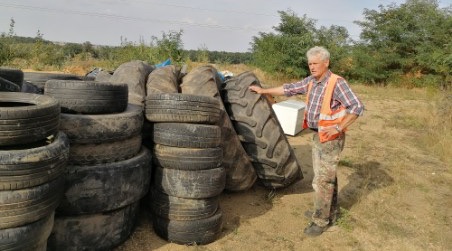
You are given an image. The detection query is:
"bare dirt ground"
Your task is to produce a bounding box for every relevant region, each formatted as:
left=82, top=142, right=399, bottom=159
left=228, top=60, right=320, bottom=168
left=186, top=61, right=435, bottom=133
left=116, top=85, right=451, bottom=251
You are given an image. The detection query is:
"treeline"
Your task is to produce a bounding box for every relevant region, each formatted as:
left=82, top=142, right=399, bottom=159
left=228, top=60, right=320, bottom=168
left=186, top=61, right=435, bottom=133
left=252, top=0, right=451, bottom=88
left=0, top=29, right=251, bottom=71
left=0, top=0, right=450, bottom=88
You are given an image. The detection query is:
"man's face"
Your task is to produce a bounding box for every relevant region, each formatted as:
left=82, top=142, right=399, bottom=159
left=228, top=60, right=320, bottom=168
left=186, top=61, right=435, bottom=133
left=308, top=55, right=329, bottom=80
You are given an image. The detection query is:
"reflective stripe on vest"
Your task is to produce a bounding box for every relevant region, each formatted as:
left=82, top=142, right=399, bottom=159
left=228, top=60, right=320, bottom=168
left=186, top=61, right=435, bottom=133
left=302, top=73, right=347, bottom=143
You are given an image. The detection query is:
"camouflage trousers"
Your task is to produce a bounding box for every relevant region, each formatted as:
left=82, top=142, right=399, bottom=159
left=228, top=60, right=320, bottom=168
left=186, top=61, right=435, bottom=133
left=311, top=133, right=345, bottom=227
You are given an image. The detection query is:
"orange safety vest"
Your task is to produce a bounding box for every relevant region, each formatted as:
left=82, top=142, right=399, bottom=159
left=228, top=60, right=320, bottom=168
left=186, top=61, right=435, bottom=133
left=302, top=73, right=347, bottom=143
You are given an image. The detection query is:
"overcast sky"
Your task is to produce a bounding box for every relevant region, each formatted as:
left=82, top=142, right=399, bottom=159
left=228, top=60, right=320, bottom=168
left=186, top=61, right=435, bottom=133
left=0, top=0, right=450, bottom=52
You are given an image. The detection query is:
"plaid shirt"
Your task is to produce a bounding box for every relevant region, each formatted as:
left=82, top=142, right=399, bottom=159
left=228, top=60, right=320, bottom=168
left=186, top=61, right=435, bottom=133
left=283, top=71, right=364, bottom=129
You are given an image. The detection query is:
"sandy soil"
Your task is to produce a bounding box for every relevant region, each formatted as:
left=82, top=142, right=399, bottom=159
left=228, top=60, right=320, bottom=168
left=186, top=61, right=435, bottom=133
left=115, top=86, right=451, bottom=251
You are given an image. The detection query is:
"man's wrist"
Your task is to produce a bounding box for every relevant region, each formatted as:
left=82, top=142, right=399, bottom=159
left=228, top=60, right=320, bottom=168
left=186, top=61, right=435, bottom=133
left=335, top=124, right=342, bottom=133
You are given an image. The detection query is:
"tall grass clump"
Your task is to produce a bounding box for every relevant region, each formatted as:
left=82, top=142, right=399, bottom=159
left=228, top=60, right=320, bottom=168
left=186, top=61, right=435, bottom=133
left=422, top=91, right=452, bottom=165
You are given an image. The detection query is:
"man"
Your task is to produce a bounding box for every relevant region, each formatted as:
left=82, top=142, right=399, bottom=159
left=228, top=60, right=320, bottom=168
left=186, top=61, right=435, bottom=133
left=249, top=46, right=364, bottom=236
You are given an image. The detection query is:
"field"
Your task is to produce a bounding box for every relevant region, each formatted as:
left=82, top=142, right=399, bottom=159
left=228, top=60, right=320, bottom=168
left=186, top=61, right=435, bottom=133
left=114, top=70, right=451, bottom=251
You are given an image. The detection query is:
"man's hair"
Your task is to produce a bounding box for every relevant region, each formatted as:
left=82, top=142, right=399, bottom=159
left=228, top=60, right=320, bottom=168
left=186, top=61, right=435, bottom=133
left=306, top=46, right=330, bottom=61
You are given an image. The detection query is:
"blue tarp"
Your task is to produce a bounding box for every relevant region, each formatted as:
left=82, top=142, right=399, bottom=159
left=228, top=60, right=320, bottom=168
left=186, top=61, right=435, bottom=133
left=155, top=58, right=172, bottom=68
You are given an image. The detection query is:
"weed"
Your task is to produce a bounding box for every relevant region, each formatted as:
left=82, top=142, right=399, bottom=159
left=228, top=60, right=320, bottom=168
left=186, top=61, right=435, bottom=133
left=336, top=207, right=353, bottom=231
left=339, top=158, right=353, bottom=167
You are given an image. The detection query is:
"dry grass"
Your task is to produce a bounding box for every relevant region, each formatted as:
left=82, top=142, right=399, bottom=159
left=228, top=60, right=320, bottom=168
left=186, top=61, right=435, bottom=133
left=41, top=61, right=451, bottom=250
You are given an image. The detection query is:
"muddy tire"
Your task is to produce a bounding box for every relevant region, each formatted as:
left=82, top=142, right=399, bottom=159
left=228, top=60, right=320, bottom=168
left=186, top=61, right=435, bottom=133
left=153, top=123, right=221, bottom=148
left=146, top=65, right=179, bottom=94
left=60, top=104, right=143, bottom=144
left=180, top=65, right=257, bottom=191
left=153, top=166, right=225, bottom=199
left=48, top=202, right=139, bottom=251
left=20, top=81, right=41, bottom=94
left=0, top=92, right=59, bottom=147
left=145, top=93, right=222, bottom=124
left=57, top=147, right=151, bottom=215
left=0, top=212, right=54, bottom=251
left=23, top=72, right=82, bottom=90
left=0, top=177, right=64, bottom=229
left=45, top=80, right=128, bottom=114
left=153, top=209, right=223, bottom=245
left=0, top=132, right=69, bottom=190
left=222, top=72, right=303, bottom=189
left=153, top=144, right=222, bottom=170
left=150, top=189, right=219, bottom=220
left=110, top=60, right=154, bottom=106
left=0, top=68, right=24, bottom=88
left=180, top=65, right=222, bottom=97
left=68, top=135, right=142, bottom=165
left=94, top=70, right=112, bottom=82
left=0, top=77, right=20, bottom=92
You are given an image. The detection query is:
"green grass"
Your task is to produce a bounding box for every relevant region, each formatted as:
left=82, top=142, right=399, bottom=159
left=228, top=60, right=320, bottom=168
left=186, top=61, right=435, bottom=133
left=336, top=207, right=354, bottom=232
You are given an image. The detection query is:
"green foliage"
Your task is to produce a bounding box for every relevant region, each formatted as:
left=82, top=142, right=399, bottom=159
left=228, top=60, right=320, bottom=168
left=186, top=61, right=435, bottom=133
left=353, top=0, right=451, bottom=87
left=251, top=10, right=352, bottom=79
left=0, top=18, right=16, bottom=65
left=113, top=39, right=157, bottom=67
left=251, top=10, right=316, bottom=78
left=185, top=49, right=252, bottom=64
left=151, top=30, right=186, bottom=66
left=194, top=45, right=209, bottom=63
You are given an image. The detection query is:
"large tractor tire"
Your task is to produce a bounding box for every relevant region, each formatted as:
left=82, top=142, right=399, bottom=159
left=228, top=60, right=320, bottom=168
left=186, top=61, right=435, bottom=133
left=222, top=72, right=303, bottom=189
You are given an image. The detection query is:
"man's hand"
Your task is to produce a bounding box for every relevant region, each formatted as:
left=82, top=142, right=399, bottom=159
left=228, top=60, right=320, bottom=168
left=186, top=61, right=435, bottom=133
left=321, top=126, right=341, bottom=138
left=249, top=85, right=263, bottom=94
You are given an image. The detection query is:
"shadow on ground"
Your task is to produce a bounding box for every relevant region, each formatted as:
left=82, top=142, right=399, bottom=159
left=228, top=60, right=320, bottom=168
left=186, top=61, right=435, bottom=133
left=339, top=160, right=394, bottom=209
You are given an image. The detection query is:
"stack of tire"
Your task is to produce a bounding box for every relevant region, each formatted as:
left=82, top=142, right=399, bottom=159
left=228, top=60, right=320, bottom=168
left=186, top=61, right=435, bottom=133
left=43, top=80, right=152, bottom=250
left=0, top=92, right=69, bottom=251
left=144, top=66, right=225, bottom=245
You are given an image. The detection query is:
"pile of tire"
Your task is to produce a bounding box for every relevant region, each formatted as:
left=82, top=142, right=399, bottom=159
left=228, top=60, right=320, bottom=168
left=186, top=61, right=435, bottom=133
left=0, top=92, right=69, bottom=251
left=144, top=66, right=225, bottom=245
left=43, top=80, right=152, bottom=250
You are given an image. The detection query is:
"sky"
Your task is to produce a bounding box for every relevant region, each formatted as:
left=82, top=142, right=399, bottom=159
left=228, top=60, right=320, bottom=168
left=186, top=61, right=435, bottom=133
left=0, top=0, right=450, bottom=52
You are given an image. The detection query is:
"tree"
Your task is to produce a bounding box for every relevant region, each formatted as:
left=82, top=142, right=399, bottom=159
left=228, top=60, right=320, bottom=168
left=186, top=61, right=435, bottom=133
left=251, top=10, right=317, bottom=78
left=251, top=10, right=352, bottom=78
left=354, top=0, right=451, bottom=87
